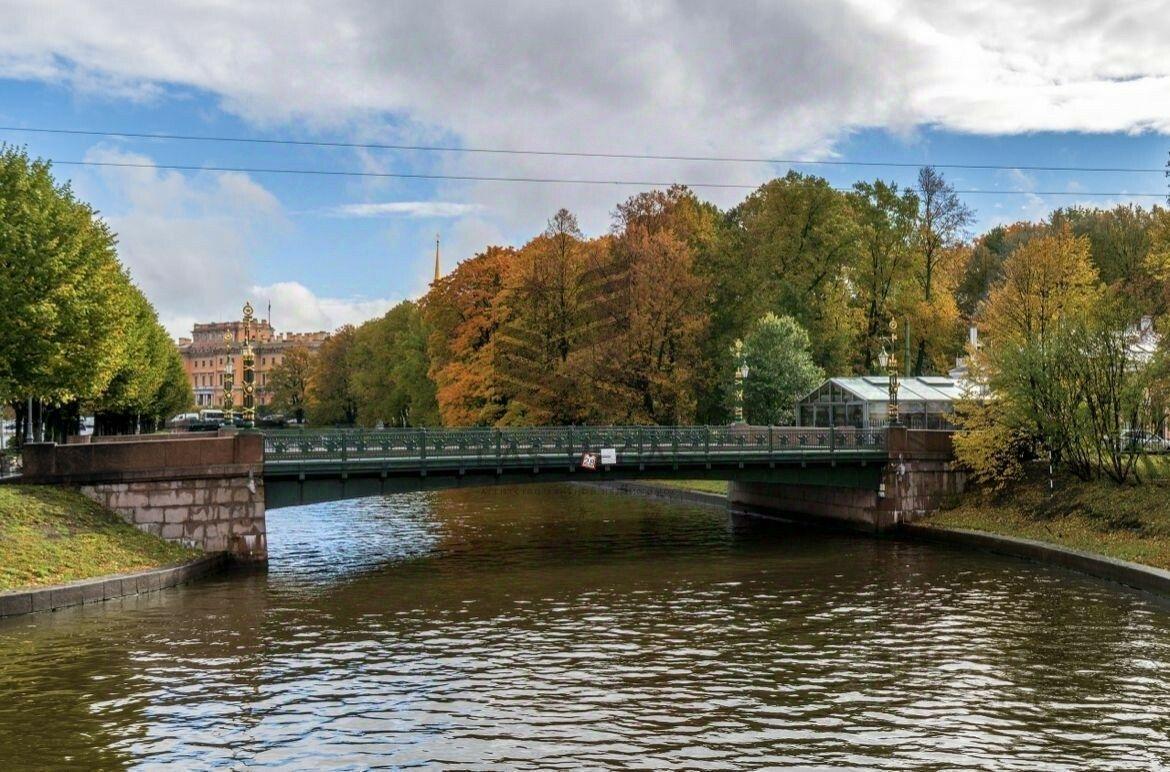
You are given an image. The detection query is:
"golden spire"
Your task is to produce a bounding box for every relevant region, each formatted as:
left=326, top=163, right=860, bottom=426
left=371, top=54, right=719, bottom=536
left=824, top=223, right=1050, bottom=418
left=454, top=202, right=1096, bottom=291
left=433, top=232, right=441, bottom=283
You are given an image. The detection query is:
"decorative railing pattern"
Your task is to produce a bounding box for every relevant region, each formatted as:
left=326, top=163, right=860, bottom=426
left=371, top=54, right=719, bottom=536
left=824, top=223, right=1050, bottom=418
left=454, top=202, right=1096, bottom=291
left=261, top=425, right=887, bottom=470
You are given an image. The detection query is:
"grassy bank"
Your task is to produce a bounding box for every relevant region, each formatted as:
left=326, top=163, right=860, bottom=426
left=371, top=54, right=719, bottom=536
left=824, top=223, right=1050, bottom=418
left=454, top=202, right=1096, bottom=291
left=645, top=479, right=729, bottom=495
left=929, top=471, right=1170, bottom=571
left=0, top=485, right=198, bottom=592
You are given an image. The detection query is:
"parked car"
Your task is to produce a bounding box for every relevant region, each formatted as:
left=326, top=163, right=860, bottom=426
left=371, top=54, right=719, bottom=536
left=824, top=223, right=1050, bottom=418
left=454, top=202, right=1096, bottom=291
left=257, top=413, right=288, bottom=428
left=1121, top=430, right=1169, bottom=453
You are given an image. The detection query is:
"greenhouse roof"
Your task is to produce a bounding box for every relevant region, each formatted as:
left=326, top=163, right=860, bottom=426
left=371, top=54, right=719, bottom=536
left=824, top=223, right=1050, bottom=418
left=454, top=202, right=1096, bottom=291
left=800, top=376, right=968, bottom=404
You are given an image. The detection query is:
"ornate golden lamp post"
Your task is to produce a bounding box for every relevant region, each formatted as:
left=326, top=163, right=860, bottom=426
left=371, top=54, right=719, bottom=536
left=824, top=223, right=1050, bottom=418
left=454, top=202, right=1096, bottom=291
left=222, top=331, right=234, bottom=422
left=733, top=339, right=749, bottom=424
left=879, top=318, right=901, bottom=426
left=241, top=302, right=256, bottom=428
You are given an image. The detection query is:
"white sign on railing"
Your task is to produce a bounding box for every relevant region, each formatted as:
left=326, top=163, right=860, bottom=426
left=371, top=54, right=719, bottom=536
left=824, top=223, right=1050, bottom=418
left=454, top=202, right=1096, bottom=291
left=600, top=448, right=617, bottom=466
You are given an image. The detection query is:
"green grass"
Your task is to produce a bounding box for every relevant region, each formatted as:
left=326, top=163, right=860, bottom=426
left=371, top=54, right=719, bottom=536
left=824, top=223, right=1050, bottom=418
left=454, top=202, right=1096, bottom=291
left=0, top=485, right=199, bottom=592
left=645, top=479, right=729, bottom=495
left=930, top=469, right=1170, bottom=571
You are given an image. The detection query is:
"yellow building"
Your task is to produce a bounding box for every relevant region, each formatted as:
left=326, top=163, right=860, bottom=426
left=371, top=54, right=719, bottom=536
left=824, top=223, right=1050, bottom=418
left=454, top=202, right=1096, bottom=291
left=177, top=319, right=329, bottom=409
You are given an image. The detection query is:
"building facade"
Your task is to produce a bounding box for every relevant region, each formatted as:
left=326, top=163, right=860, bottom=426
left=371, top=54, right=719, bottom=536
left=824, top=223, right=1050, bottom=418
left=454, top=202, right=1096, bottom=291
left=177, top=319, right=329, bottom=409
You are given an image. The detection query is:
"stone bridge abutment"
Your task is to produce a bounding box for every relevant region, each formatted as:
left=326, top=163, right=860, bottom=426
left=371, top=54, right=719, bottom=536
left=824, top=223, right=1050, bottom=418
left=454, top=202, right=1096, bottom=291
left=728, top=427, right=965, bottom=530
left=20, top=431, right=267, bottom=562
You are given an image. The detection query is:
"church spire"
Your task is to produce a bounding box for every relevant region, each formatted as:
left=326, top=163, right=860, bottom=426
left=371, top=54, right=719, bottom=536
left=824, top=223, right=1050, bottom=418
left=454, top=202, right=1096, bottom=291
left=433, top=232, right=440, bottom=283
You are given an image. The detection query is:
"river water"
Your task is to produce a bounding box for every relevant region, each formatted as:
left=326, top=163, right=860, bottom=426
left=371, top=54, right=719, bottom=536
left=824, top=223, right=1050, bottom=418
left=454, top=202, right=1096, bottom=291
left=2, top=485, right=1170, bottom=770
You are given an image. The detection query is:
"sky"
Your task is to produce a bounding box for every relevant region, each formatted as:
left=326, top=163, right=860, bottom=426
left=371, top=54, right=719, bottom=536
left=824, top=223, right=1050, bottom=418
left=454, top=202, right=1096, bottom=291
left=0, top=0, right=1168, bottom=338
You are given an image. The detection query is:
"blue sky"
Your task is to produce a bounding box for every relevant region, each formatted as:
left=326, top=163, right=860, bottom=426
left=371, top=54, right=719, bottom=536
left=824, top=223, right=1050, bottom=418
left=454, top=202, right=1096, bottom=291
left=0, top=2, right=1167, bottom=336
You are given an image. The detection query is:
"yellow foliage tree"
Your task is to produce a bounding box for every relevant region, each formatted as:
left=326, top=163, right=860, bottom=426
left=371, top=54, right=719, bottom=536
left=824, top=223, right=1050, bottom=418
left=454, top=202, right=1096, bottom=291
left=981, top=224, right=1100, bottom=346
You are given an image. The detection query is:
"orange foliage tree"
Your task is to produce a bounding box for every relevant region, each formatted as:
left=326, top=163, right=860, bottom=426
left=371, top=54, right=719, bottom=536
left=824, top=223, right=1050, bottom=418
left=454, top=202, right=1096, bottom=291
left=422, top=246, right=513, bottom=425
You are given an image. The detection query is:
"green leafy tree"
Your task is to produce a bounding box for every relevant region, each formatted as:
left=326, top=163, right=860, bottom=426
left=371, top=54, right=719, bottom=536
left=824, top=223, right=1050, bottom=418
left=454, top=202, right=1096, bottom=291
left=0, top=146, right=128, bottom=439
left=848, top=180, right=919, bottom=373
left=308, top=326, right=359, bottom=426
left=736, top=314, right=824, bottom=425
left=1053, top=204, right=1159, bottom=312
left=1071, top=296, right=1158, bottom=483
left=91, top=284, right=192, bottom=434
left=267, top=346, right=313, bottom=424
left=350, top=301, right=439, bottom=427
left=722, top=172, right=859, bottom=375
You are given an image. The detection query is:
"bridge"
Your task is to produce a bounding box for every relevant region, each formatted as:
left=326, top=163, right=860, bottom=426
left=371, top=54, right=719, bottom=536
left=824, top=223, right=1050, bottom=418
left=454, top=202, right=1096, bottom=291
left=261, top=425, right=889, bottom=507
left=15, top=425, right=963, bottom=563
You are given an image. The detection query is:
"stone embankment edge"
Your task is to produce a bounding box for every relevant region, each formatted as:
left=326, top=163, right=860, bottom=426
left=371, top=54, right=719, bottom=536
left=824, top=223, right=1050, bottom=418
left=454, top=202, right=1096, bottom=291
left=588, top=481, right=1170, bottom=597
left=0, top=552, right=231, bottom=619
left=898, top=523, right=1170, bottom=597
left=577, top=480, right=729, bottom=509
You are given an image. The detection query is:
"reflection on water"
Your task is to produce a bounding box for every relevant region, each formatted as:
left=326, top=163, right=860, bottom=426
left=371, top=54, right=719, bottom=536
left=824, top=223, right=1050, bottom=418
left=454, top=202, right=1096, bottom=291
left=1, top=484, right=1169, bottom=769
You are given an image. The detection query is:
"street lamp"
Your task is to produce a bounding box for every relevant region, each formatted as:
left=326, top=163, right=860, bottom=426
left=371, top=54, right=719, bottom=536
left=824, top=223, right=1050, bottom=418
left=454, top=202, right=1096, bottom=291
left=222, top=331, right=234, bottom=423
left=240, top=302, right=256, bottom=428
left=733, top=340, right=749, bottom=424
left=880, top=318, right=901, bottom=426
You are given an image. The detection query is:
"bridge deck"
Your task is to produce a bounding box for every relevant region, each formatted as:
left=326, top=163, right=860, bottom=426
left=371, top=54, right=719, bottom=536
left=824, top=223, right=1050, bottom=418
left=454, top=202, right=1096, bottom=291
left=262, top=425, right=888, bottom=476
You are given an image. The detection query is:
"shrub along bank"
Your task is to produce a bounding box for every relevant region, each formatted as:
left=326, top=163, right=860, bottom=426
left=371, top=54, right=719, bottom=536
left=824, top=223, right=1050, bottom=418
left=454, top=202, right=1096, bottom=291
left=0, top=485, right=198, bottom=592
left=928, top=467, right=1170, bottom=571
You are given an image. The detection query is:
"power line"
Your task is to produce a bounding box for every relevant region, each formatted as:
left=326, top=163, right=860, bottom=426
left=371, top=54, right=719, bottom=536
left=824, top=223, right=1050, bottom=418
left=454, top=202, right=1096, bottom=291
left=4, top=124, right=1168, bottom=175
left=47, top=158, right=1170, bottom=198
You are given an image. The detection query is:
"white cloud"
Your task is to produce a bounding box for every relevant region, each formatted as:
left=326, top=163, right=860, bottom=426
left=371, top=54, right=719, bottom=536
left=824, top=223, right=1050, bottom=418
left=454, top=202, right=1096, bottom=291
left=330, top=201, right=483, bottom=218
left=250, top=281, right=399, bottom=333
left=5, top=2, right=1170, bottom=294
left=2, top=2, right=1167, bottom=185
left=69, top=147, right=290, bottom=337
left=73, top=150, right=400, bottom=337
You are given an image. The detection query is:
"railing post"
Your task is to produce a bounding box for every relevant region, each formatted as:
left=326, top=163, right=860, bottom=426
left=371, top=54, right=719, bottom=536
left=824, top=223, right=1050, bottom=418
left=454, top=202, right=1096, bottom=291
left=769, top=425, right=774, bottom=459
left=495, top=427, right=502, bottom=467
left=830, top=425, right=836, bottom=454
left=567, top=425, right=573, bottom=467
left=637, top=426, right=643, bottom=464
left=672, top=428, right=679, bottom=467
left=419, top=427, right=427, bottom=474
left=704, top=425, right=710, bottom=466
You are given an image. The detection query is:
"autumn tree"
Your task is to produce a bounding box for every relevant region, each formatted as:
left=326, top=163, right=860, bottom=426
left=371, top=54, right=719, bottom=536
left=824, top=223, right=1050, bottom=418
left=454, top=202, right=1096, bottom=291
left=423, top=246, right=513, bottom=425
left=607, top=187, right=728, bottom=422
left=1053, top=204, right=1160, bottom=313
left=588, top=189, right=712, bottom=424
left=909, top=167, right=972, bottom=374
left=954, top=222, right=1049, bottom=319
left=308, top=326, right=359, bottom=425
left=1145, top=206, right=1170, bottom=316
left=267, top=345, right=313, bottom=423
left=974, top=225, right=1103, bottom=476
left=494, top=209, right=598, bottom=424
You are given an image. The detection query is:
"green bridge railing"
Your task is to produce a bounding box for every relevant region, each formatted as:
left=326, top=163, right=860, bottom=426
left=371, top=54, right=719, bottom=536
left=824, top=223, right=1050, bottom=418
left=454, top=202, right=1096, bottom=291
left=261, top=425, right=887, bottom=471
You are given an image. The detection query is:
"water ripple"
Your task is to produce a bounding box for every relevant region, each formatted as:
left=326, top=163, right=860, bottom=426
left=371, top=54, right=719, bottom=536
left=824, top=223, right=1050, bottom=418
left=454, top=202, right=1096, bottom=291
left=1, top=484, right=1169, bottom=769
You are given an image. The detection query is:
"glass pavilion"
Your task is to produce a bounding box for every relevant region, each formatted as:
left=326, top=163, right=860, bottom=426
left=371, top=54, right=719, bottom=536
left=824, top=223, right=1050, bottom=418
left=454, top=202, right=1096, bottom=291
left=795, top=376, right=966, bottom=429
